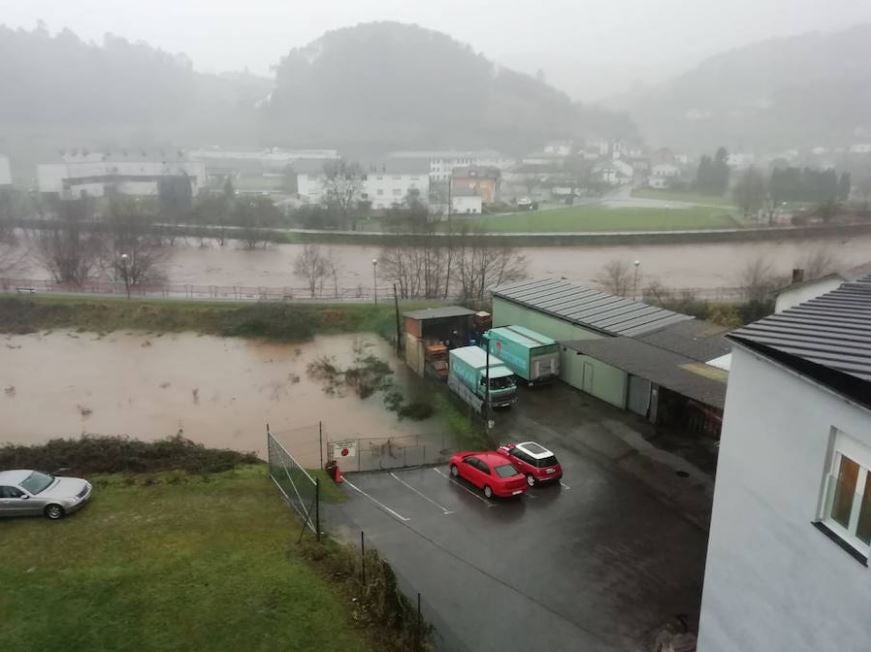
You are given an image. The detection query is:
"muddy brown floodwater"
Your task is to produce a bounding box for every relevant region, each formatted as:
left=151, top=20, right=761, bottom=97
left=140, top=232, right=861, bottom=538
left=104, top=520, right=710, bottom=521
left=0, top=331, right=444, bottom=466
left=8, top=232, right=871, bottom=290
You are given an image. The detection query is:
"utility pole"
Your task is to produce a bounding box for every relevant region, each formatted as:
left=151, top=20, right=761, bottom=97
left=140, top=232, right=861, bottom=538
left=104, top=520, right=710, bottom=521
left=483, top=331, right=490, bottom=426
left=633, top=260, right=641, bottom=301
left=371, top=258, right=378, bottom=305
left=393, top=283, right=402, bottom=355
left=120, top=253, right=131, bottom=299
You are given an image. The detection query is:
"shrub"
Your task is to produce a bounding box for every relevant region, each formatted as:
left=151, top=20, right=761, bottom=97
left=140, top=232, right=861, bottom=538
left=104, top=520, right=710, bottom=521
left=0, top=434, right=261, bottom=476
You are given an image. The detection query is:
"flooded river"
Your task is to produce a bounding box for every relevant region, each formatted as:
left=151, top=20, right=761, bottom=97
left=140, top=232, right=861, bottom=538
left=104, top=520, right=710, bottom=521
left=7, top=232, right=871, bottom=290
left=0, top=331, right=443, bottom=465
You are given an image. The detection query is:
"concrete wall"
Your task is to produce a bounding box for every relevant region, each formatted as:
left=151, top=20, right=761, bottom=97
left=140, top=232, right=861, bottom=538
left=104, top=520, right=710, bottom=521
left=775, top=277, right=844, bottom=313
left=493, top=297, right=627, bottom=407
left=698, top=346, right=871, bottom=652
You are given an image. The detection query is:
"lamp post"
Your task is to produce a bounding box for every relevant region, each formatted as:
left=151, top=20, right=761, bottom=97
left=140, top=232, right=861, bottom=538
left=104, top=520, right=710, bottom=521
left=633, top=260, right=641, bottom=301
left=483, top=331, right=491, bottom=427
left=120, top=253, right=131, bottom=299
left=372, top=258, right=378, bottom=305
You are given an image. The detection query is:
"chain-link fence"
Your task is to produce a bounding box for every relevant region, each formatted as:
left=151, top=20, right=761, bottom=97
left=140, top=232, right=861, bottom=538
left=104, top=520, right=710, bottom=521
left=327, top=433, right=451, bottom=473
left=267, top=426, right=320, bottom=537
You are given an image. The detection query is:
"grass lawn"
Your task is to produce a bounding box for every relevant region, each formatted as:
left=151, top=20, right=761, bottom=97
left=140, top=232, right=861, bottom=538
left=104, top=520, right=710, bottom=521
left=467, top=204, right=740, bottom=233
left=630, top=187, right=733, bottom=207
left=0, top=465, right=371, bottom=652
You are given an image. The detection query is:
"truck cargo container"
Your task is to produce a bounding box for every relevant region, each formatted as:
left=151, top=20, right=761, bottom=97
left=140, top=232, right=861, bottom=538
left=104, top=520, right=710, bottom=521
left=486, top=326, right=560, bottom=385
left=448, top=346, right=517, bottom=409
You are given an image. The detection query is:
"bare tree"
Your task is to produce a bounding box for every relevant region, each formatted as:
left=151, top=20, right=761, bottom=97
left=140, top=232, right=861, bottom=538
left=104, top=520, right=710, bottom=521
left=294, top=244, right=332, bottom=297
left=321, top=159, right=364, bottom=229
left=454, top=231, right=527, bottom=300
left=235, top=196, right=280, bottom=249
left=0, top=190, right=25, bottom=274
left=738, top=256, right=783, bottom=303
left=796, top=245, right=839, bottom=281
left=595, top=259, right=635, bottom=297
left=101, top=198, right=167, bottom=289
left=732, top=167, right=767, bottom=219
left=857, top=176, right=871, bottom=215
left=32, top=198, right=103, bottom=285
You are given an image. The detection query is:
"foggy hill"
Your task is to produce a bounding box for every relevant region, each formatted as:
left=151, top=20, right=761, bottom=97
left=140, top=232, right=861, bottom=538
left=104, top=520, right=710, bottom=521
left=0, top=25, right=269, bottom=175
left=609, top=24, right=871, bottom=153
left=265, top=22, right=636, bottom=154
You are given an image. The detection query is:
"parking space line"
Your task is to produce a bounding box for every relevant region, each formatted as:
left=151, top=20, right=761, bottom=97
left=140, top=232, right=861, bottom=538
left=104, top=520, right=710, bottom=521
left=344, top=478, right=411, bottom=522
left=433, top=468, right=494, bottom=507
left=523, top=491, right=537, bottom=499
left=559, top=481, right=571, bottom=490
left=390, top=472, right=453, bottom=515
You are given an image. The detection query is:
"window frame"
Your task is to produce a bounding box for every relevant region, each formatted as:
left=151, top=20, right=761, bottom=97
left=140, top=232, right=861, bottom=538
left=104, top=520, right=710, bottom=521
left=819, top=429, right=871, bottom=559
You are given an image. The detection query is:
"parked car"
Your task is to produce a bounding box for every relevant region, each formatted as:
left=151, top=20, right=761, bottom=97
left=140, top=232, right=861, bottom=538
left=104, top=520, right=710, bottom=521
left=0, top=470, right=92, bottom=519
left=497, top=442, right=562, bottom=487
left=448, top=451, right=527, bottom=498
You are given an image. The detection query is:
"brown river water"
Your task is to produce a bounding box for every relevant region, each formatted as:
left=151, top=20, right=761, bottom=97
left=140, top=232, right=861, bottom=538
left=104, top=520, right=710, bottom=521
left=0, top=331, right=443, bottom=465
left=7, top=232, right=871, bottom=290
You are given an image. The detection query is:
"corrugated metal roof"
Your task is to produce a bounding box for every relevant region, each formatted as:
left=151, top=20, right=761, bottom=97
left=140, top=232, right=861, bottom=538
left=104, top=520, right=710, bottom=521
left=638, top=320, right=732, bottom=362
left=404, top=306, right=476, bottom=320
left=493, top=278, right=692, bottom=337
left=565, top=337, right=727, bottom=408
left=730, top=275, right=871, bottom=382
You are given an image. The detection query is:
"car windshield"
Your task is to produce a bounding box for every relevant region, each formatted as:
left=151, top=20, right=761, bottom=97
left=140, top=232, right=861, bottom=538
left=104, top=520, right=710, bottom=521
left=20, top=471, right=54, bottom=495
left=494, top=464, right=519, bottom=478
left=489, top=376, right=514, bottom=390
left=536, top=456, right=558, bottom=468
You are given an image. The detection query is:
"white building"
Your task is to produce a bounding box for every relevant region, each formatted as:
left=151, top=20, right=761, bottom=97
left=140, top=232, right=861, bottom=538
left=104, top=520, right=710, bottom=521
left=37, top=153, right=206, bottom=199
left=592, top=159, right=634, bottom=186
left=450, top=192, right=482, bottom=215
left=389, top=150, right=513, bottom=183
left=0, top=154, right=11, bottom=185
left=298, top=168, right=430, bottom=210
left=698, top=276, right=871, bottom=652
left=648, top=163, right=680, bottom=189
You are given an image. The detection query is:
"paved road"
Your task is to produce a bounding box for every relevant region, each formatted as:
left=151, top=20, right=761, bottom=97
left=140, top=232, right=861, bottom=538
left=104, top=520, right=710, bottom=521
left=329, top=385, right=709, bottom=651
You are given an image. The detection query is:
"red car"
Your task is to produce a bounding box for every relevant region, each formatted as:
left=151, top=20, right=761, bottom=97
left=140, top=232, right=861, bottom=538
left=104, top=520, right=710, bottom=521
left=448, top=451, right=527, bottom=499
left=497, top=442, right=562, bottom=487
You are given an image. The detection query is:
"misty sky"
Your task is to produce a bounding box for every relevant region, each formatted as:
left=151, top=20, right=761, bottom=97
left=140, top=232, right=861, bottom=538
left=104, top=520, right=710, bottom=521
left=3, top=0, right=871, bottom=100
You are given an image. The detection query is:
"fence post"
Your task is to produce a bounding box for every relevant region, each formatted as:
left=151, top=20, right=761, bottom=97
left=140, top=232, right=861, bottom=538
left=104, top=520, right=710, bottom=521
left=417, top=592, right=422, bottom=651
left=358, top=439, right=361, bottom=472
left=315, top=478, right=320, bottom=542
left=360, top=531, right=366, bottom=590
left=319, top=422, right=324, bottom=470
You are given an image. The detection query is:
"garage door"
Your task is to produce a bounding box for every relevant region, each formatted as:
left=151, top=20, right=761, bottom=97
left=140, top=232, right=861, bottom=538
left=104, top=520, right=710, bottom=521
left=627, top=375, right=651, bottom=417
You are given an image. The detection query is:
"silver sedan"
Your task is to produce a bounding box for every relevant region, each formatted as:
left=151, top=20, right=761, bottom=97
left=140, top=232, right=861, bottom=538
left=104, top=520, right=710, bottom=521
left=0, top=469, right=93, bottom=519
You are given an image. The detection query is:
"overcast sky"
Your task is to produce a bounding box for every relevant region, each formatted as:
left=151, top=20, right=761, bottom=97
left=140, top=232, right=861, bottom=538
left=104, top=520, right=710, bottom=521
left=3, top=0, right=871, bottom=100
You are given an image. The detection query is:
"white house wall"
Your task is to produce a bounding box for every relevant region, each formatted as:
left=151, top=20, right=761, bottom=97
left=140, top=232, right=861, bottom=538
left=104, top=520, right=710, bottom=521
left=698, top=345, right=871, bottom=652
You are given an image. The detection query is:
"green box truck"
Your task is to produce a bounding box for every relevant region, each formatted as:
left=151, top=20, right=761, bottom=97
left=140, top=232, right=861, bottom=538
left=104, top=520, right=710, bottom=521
left=486, top=326, right=560, bottom=386
left=448, top=346, right=517, bottom=409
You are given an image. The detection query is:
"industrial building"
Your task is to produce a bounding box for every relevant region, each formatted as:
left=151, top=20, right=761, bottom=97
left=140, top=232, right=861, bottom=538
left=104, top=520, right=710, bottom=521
left=492, top=278, right=730, bottom=435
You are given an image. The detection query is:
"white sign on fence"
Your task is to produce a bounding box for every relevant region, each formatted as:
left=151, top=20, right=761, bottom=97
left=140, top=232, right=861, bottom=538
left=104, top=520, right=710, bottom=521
left=332, top=439, right=358, bottom=459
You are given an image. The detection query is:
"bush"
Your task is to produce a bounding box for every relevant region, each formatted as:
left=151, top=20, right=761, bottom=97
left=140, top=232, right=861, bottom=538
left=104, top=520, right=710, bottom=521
left=0, top=434, right=261, bottom=476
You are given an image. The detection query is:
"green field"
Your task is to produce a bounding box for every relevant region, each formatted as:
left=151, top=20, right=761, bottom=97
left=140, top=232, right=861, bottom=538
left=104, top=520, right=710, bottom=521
left=0, top=466, right=372, bottom=651
left=467, top=205, right=740, bottom=233
left=630, top=187, right=734, bottom=207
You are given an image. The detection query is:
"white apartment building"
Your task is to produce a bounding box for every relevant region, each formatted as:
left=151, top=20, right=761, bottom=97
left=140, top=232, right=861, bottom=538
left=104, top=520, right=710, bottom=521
left=698, top=276, right=871, bottom=652
left=648, top=163, right=680, bottom=189
left=37, top=153, right=206, bottom=199
left=389, top=150, right=513, bottom=182
left=297, top=169, right=430, bottom=210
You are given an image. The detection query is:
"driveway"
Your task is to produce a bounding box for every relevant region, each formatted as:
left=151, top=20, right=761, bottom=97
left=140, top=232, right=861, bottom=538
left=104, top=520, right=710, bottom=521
left=329, top=384, right=709, bottom=651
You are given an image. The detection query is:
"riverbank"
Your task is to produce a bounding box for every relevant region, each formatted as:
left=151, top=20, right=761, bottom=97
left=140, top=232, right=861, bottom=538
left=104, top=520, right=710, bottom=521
left=0, top=295, right=405, bottom=341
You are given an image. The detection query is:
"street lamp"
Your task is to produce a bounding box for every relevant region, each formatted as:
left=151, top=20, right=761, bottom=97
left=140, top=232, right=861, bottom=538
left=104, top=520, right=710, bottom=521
left=633, top=260, right=641, bottom=301
left=372, top=258, right=378, bottom=305
left=120, top=253, right=131, bottom=299
left=482, top=330, right=491, bottom=427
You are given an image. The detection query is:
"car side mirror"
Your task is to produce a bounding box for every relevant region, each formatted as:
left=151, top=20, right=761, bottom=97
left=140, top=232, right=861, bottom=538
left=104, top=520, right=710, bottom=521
left=20, top=494, right=30, bottom=500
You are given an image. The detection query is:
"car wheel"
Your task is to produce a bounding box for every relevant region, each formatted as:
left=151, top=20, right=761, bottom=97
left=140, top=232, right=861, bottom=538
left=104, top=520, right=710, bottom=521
left=450, top=464, right=459, bottom=478
left=483, top=485, right=493, bottom=499
left=526, top=474, right=536, bottom=488
left=45, top=504, right=65, bottom=520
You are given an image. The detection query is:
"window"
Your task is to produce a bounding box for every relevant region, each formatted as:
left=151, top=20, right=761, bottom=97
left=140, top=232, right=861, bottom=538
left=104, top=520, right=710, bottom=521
left=392, top=188, right=402, bottom=196
left=494, top=464, right=518, bottom=478
left=820, top=430, right=871, bottom=554
left=0, top=486, right=24, bottom=498
left=376, top=189, right=383, bottom=196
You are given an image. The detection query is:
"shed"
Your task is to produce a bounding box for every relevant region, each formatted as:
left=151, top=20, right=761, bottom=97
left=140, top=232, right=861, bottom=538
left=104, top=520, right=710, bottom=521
left=403, top=306, right=476, bottom=377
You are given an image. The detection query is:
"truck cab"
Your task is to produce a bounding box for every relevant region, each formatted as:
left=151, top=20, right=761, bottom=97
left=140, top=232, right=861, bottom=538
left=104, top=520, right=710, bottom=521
left=479, top=367, right=517, bottom=408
